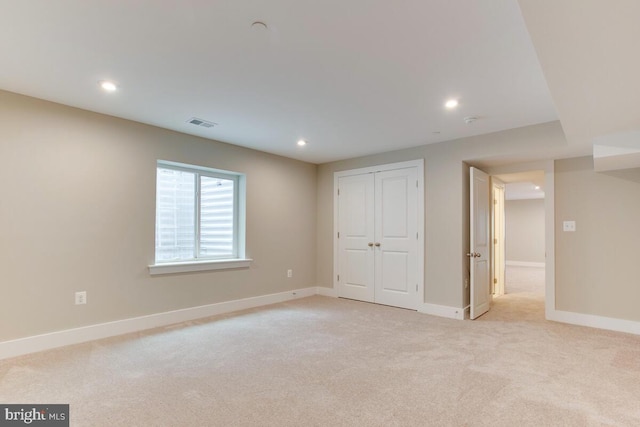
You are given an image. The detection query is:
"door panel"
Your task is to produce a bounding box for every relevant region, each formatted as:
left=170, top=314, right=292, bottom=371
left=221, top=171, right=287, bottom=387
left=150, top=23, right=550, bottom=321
left=375, top=168, right=418, bottom=309
left=381, top=176, right=409, bottom=237
left=338, top=174, right=375, bottom=302
left=470, top=167, right=491, bottom=319
left=345, top=249, right=369, bottom=288
left=381, top=251, right=408, bottom=292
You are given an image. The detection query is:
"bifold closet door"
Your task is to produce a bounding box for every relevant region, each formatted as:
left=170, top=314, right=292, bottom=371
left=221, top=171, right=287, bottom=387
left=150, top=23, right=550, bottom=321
left=337, top=167, right=418, bottom=310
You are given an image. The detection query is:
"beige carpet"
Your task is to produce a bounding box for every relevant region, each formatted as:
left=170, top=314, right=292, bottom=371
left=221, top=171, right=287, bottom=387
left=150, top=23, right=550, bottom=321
left=505, top=265, right=545, bottom=295
left=2, top=271, right=640, bottom=426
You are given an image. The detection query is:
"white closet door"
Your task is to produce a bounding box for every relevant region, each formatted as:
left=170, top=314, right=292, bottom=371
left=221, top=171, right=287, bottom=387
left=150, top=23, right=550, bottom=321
left=374, top=167, right=418, bottom=310
left=337, top=174, right=375, bottom=302
left=336, top=165, right=420, bottom=310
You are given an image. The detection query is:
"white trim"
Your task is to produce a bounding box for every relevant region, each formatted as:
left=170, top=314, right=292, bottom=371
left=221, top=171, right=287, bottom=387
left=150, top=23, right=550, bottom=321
left=333, top=159, right=425, bottom=308
left=505, top=261, right=545, bottom=268
left=418, top=303, right=466, bottom=320
left=548, top=310, right=640, bottom=336
left=333, top=159, right=424, bottom=179
left=148, top=258, right=252, bottom=275
left=543, top=162, right=556, bottom=321
left=0, top=287, right=316, bottom=360
left=317, top=287, right=338, bottom=297
left=158, top=159, right=241, bottom=177
left=8, top=284, right=640, bottom=361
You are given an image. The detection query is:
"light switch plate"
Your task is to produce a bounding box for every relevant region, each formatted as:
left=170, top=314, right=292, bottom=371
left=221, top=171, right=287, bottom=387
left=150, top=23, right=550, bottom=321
left=563, top=221, right=576, bottom=232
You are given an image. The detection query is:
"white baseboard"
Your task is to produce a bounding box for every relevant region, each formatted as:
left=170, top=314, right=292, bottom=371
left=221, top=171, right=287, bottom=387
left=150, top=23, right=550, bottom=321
left=10, top=287, right=638, bottom=361
left=547, top=309, right=640, bottom=336
left=506, top=261, right=545, bottom=268
left=316, top=286, right=338, bottom=297
left=418, top=302, right=466, bottom=320
left=0, top=287, right=319, bottom=361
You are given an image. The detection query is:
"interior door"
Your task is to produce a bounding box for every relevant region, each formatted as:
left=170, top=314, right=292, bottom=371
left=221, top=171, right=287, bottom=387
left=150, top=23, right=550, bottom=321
left=374, top=167, right=418, bottom=310
left=470, top=167, right=491, bottom=319
left=491, top=178, right=506, bottom=297
left=337, top=174, right=375, bottom=302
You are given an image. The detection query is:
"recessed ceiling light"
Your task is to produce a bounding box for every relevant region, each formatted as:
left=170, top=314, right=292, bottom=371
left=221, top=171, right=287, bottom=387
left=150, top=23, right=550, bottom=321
left=99, top=80, right=117, bottom=92
left=445, top=99, right=459, bottom=109
left=297, top=139, right=308, bottom=147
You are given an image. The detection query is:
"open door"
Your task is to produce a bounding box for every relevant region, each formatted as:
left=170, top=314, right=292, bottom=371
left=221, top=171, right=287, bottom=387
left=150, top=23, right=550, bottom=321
left=491, top=177, right=506, bottom=297
left=469, top=167, right=491, bottom=319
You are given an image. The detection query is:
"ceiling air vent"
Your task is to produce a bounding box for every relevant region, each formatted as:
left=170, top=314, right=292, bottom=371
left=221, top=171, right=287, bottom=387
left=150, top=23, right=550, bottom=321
left=187, top=117, right=217, bottom=128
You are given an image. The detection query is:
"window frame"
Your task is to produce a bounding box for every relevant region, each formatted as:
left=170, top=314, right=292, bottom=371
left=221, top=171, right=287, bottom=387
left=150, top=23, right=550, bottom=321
left=149, top=160, right=250, bottom=275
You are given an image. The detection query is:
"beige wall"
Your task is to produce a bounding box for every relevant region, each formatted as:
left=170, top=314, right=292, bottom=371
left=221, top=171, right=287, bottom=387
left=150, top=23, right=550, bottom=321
left=317, top=121, right=568, bottom=309
left=0, top=90, right=317, bottom=341
left=555, top=156, right=640, bottom=321
left=505, top=198, right=545, bottom=263
left=9, top=87, right=638, bottom=341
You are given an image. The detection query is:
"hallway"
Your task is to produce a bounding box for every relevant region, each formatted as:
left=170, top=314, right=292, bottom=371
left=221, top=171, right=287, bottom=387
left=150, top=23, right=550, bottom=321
left=506, top=265, right=545, bottom=295
left=485, top=265, right=545, bottom=322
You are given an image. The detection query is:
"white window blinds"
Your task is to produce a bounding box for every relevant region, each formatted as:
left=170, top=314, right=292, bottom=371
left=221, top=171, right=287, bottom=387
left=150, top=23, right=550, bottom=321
left=199, top=175, right=235, bottom=258
left=155, top=162, right=240, bottom=263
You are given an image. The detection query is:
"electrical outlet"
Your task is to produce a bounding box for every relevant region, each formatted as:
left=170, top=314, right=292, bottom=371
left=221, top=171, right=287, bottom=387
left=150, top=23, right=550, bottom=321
left=287, top=269, right=293, bottom=278
left=75, top=291, right=87, bottom=305
left=563, top=221, right=576, bottom=232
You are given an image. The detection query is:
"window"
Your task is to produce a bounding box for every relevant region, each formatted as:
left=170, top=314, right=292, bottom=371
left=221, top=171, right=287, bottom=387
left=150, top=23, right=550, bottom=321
left=150, top=161, right=249, bottom=274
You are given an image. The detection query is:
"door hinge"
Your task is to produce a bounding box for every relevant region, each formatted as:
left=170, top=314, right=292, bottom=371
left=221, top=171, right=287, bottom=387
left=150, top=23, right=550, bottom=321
left=416, top=284, right=418, bottom=292
left=337, top=274, right=340, bottom=282
left=337, top=188, right=340, bottom=196
left=337, top=231, right=340, bottom=238
left=494, top=278, right=498, bottom=284
left=494, top=199, right=498, bottom=204
left=416, top=232, right=418, bottom=239
left=416, top=180, right=418, bottom=188
left=494, top=238, right=498, bottom=244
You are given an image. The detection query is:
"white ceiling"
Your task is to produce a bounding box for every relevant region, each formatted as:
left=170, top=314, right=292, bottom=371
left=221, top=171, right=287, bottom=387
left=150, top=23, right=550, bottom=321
left=2, top=2, right=637, bottom=166
left=495, top=170, right=545, bottom=200
left=0, top=0, right=560, bottom=164
left=505, top=182, right=544, bottom=201
left=519, top=0, right=640, bottom=170
left=519, top=0, right=640, bottom=148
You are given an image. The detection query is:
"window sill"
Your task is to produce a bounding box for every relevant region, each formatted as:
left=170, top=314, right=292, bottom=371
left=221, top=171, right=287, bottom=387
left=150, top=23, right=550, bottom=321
left=148, top=259, right=252, bottom=275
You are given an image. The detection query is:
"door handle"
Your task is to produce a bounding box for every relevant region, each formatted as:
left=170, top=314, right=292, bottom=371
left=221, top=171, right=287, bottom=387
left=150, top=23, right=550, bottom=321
left=466, top=252, right=481, bottom=258
left=368, top=242, right=374, bottom=247
left=375, top=242, right=381, bottom=247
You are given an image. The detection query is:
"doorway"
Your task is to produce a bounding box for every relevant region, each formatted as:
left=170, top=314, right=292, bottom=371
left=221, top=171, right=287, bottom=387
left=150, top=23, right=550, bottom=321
left=492, top=170, right=546, bottom=298
left=469, top=161, right=554, bottom=320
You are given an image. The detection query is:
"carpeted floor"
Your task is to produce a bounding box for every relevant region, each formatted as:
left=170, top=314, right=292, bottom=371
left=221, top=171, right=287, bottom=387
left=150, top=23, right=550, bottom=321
left=1, top=267, right=640, bottom=426
left=505, top=264, right=545, bottom=295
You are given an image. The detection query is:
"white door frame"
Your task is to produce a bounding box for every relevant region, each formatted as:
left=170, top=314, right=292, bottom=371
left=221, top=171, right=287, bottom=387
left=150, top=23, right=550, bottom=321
left=333, top=159, right=425, bottom=308
left=491, top=177, right=506, bottom=297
